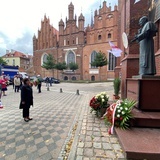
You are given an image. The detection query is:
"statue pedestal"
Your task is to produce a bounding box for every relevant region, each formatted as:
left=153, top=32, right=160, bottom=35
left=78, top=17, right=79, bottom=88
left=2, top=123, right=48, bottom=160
left=126, top=76, right=160, bottom=111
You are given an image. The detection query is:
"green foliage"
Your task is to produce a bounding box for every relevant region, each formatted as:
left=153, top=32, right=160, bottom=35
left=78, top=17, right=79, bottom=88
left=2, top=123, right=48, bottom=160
left=68, top=62, right=78, bottom=71
left=42, top=54, right=55, bottom=70
left=91, top=51, right=108, bottom=68
left=0, top=57, right=7, bottom=65
left=55, top=62, right=67, bottom=71
left=113, top=78, right=121, bottom=96
left=115, top=99, right=137, bottom=130
left=105, top=99, right=137, bottom=130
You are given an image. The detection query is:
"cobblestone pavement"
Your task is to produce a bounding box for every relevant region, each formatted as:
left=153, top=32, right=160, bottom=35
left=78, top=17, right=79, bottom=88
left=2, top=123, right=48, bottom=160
left=0, top=82, right=125, bottom=160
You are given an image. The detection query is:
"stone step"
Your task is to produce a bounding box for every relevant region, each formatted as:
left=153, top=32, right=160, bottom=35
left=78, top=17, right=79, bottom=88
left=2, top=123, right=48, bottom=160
left=115, top=127, right=160, bottom=160
left=131, top=108, right=160, bottom=128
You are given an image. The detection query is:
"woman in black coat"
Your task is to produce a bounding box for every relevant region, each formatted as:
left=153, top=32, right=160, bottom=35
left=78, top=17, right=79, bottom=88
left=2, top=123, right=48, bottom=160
left=19, top=78, right=33, bottom=122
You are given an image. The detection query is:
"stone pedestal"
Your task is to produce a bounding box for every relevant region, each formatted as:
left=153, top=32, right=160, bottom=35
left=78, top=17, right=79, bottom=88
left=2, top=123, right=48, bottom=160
left=126, top=76, right=160, bottom=111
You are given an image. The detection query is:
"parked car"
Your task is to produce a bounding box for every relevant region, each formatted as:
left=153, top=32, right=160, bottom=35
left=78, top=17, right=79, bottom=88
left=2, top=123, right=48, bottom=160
left=44, top=77, right=60, bottom=84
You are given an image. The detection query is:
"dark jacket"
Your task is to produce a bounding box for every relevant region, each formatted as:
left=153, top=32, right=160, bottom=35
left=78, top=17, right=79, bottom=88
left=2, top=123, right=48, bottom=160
left=19, top=85, right=33, bottom=109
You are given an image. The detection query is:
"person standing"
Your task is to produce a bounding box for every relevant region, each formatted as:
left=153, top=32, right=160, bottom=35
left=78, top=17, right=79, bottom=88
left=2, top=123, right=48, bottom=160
left=14, top=75, right=21, bottom=92
left=37, top=75, right=42, bottom=93
left=19, top=78, right=33, bottom=122
left=0, top=76, right=7, bottom=96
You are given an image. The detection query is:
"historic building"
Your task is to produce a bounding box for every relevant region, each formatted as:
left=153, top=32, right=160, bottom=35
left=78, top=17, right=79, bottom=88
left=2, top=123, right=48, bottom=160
left=33, top=1, right=118, bottom=81
left=2, top=49, right=33, bottom=73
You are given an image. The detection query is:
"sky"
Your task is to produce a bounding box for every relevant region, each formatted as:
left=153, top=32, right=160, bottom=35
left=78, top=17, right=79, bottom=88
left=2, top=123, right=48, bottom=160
left=0, top=0, right=118, bottom=56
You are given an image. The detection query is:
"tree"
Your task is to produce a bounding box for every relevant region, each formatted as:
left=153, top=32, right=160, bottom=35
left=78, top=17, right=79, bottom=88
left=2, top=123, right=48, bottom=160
left=91, top=51, right=108, bottom=81
left=55, top=62, right=67, bottom=71
left=0, top=57, right=7, bottom=65
left=68, top=62, right=78, bottom=71
left=91, top=51, right=108, bottom=67
left=42, top=54, right=55, bottom=78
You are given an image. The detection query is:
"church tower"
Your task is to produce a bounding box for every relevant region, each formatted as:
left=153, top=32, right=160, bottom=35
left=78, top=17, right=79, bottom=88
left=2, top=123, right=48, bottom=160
left=78, top=13, right=85, bottom=44
left=68, top=2, right=74, bottom=20
left=59, top=19, right=64, bottom=46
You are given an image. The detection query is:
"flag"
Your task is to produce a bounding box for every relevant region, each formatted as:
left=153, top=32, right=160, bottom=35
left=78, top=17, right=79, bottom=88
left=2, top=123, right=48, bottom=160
left=134, top=0, right=141, bottom=4
left=108, top=41, right=122, bottom=57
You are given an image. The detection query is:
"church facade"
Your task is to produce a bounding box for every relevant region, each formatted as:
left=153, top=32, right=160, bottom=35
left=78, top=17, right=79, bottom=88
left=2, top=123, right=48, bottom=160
left=33, top=1, right=118, bottom=81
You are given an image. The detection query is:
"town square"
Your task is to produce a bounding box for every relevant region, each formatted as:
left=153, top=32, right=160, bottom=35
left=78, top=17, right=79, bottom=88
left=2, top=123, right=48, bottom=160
left=0, top=0, right=160, bottom=159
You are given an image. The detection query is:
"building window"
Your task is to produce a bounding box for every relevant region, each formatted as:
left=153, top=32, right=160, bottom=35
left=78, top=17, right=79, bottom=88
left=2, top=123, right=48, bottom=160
left=108, top=52, right=116, bottom=71
left=90, top=51, right=98, bottom=68
left=67, top=51, right=75, bottom=64
left=73, top=40, right=74, bottom=44
left=108, top=33, right=111, bottom=39
left=68, top=41, right=69, bottom=45
left=43, top=54, right=48, bottom=63
left=91, top=75, right=95, bottom=81
left=13, top=59, right=15, bottom=66
left=64, top=39, right=66, bottom=46
left=98, top=35, right=102, bottom=40
left=76, top=37, right=78, bottom=44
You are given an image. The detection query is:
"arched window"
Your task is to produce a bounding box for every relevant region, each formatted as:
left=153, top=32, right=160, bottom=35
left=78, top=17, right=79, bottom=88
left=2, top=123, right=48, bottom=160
left=72, top=76, right=76, bottom=80
left=98, top=35, right=102, bottom=40
left=64, top=76, right=68, bottom=80
left=41, top=53, right=48, bottom=66
left=91, top=75, right=95, bottom=81
left=108, top=33, right=111, bottom=39
left=67, top=51, right=75, bottom=64
left=108, top=52, right=116, bottom=71
left=90, top=51, right=98, bottom=68
left=43, top=54, right=48, bottom=63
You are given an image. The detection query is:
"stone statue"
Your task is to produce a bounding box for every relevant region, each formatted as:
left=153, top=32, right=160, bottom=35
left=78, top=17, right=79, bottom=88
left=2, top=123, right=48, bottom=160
left=131, top=16, right=157, bottom=75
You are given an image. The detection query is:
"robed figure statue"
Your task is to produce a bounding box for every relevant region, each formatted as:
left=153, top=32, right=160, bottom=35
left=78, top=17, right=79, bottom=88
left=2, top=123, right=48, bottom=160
left=131, top=16, right=157, bottom=75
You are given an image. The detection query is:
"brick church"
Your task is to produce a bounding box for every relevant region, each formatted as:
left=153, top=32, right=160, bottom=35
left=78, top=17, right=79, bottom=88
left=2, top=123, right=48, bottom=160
left=33, top=1, right=118, bottom=81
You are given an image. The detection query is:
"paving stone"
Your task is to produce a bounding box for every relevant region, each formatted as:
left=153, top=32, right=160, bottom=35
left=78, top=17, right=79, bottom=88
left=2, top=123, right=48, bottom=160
left=85, top=142, right=92, bottom=148
left=94, top=149, right=106, bottom=158
left=93, top=142, right=102, bottom=149
left=78, top=142, right=84, bottom=148
left=102, top=143, right=112, bottom=150
left=105, top=150, right=117, bottom=158
left=76, top=155, right=83, bottom=160
left=0, top=83, right=125, bottom=160
left=84, top=148, right=94, bottom=157
left=77, top=148, right=84, bottom=156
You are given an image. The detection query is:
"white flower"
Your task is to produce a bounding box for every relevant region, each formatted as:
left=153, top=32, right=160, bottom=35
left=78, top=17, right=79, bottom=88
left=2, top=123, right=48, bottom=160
left=125, top=107, right=128, bottom=110
left=122, top=111, right=125, bottom=115
left=102, top=99, right=105, bottom=102
left=120, top=107, right=123, bottom=110
left=117, top=109, right=121, bottom=113
left=101, top=95, right=104, bottom=98
left=117, top=114, right=120, bottom=118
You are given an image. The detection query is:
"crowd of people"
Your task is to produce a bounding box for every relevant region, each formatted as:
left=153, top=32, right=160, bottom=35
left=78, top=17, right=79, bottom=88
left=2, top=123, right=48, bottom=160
left=0, top=74, right=44, bottom=122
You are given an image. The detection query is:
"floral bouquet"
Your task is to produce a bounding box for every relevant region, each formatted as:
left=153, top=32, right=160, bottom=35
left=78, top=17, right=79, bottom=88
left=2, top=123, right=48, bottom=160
left=105, top=99, right=137, bottom=134
left=89, top=92, right=109, bottom=117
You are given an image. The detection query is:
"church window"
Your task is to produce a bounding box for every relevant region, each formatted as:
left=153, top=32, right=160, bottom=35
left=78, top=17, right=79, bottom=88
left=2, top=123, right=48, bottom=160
left=67, top=51, right=75, bottom=64
left=108, top=33, right=111, bottom=39
left=76, top=37, right=78, bottom=44
left=108, top=52, right=116, bottom=71
left=43, top=54, right=48, bottom=64
left=90, top=51, right=98, bottom=68
left=98, top=35, right=102, bottom=40
left=64, top=39, right=66, bottom=46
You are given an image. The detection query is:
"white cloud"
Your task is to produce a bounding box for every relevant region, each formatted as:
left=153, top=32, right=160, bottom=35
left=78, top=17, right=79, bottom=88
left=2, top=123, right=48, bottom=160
left=0, top=0, right=118, bottom=55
